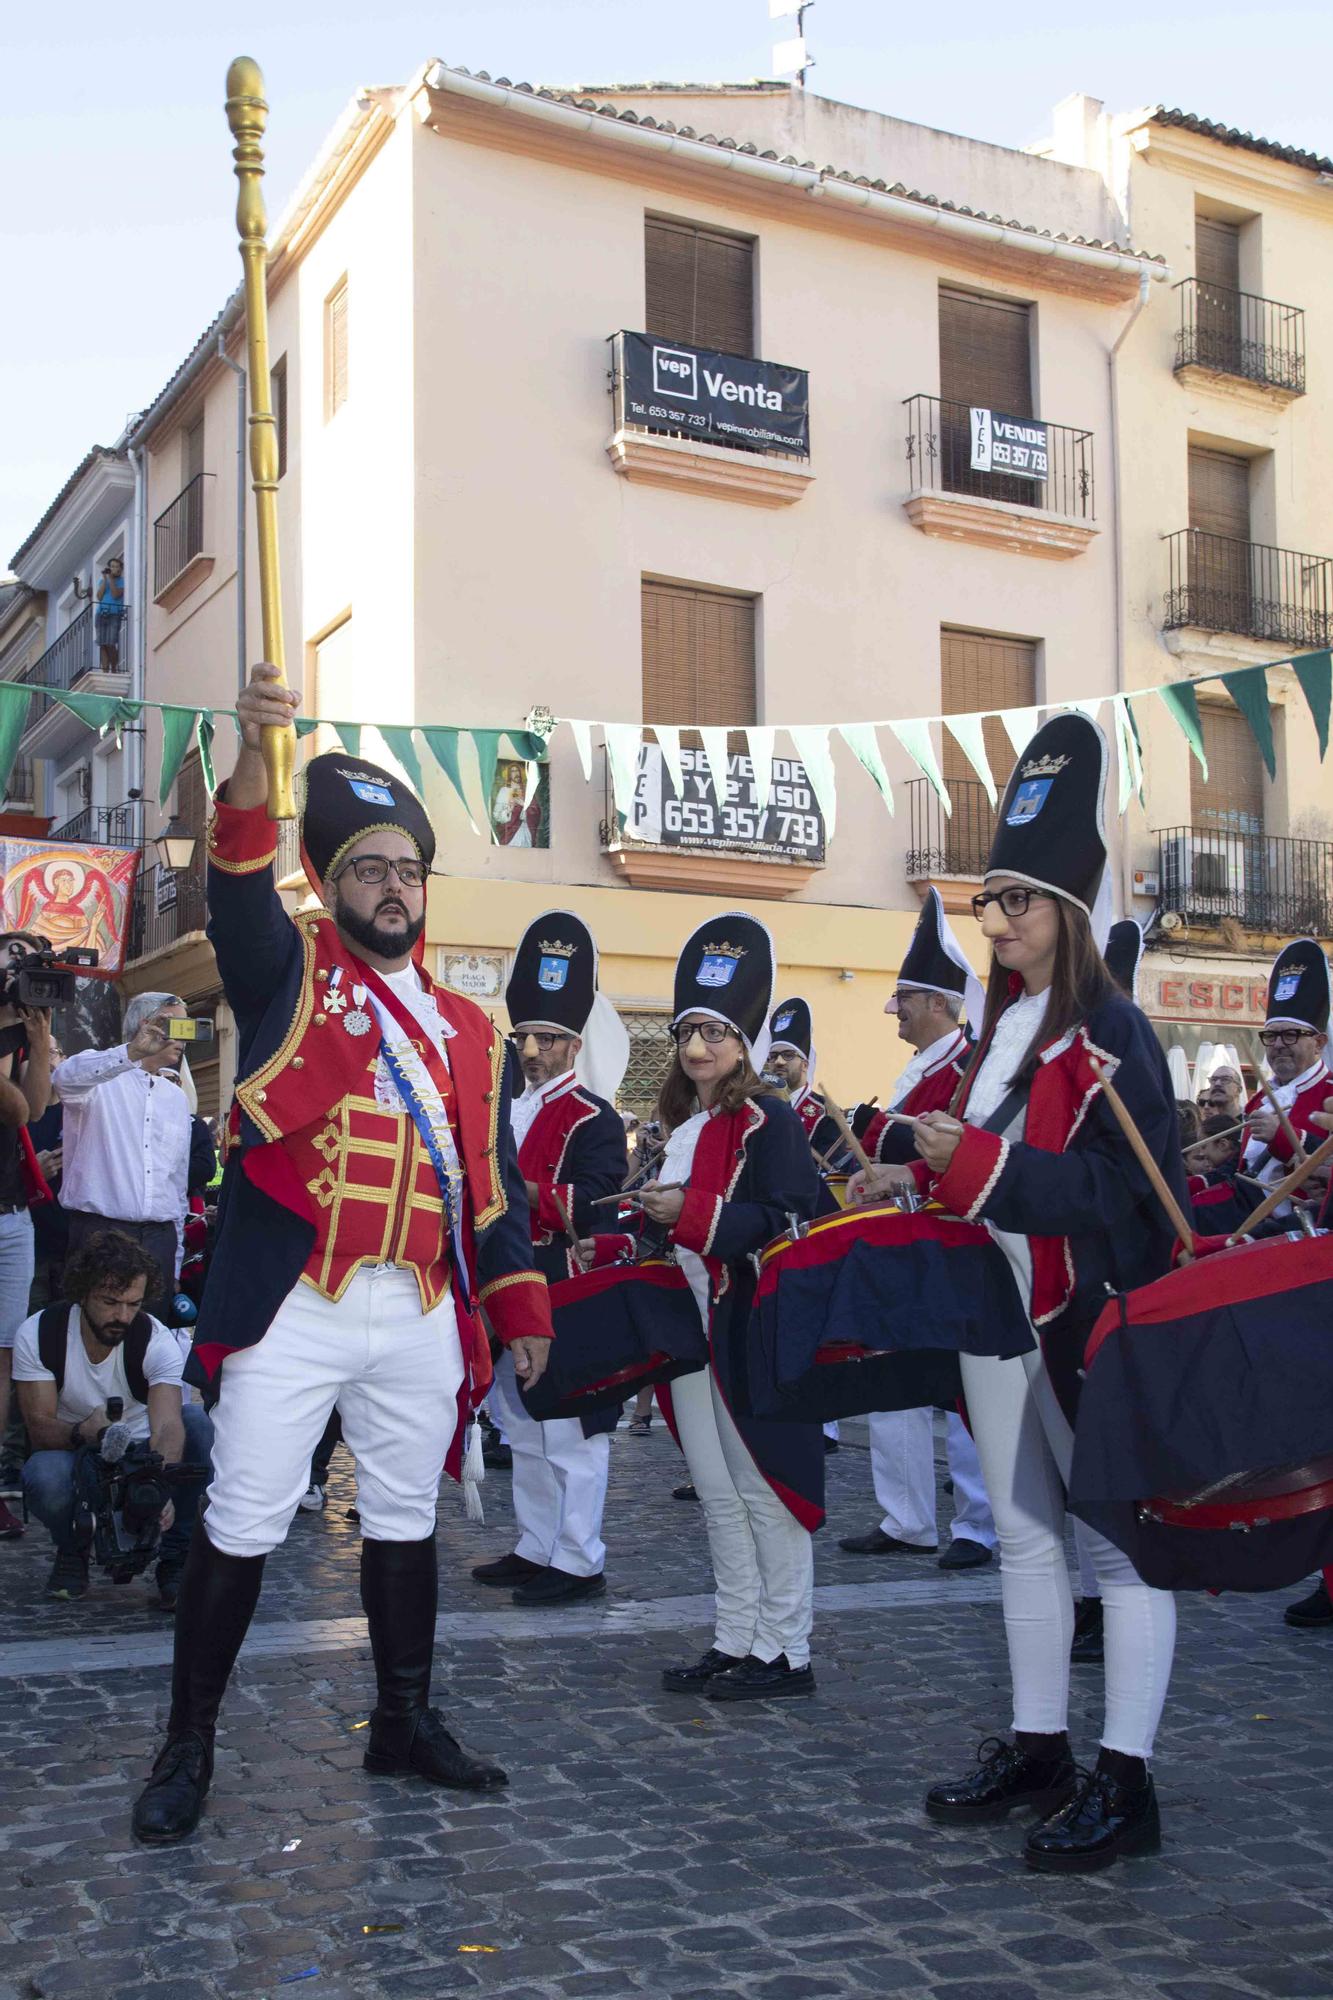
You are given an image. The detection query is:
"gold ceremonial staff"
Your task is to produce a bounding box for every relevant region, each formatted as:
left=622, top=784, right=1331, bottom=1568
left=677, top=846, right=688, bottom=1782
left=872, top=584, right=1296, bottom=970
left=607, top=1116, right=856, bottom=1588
left=225, top=56, right=296, bottom=818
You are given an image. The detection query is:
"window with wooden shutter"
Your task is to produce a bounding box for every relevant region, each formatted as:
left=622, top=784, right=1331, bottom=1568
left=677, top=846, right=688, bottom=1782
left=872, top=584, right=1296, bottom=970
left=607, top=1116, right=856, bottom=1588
left=645, top=217, right=754, bottom=356
left=642, top=581, right=756, bottom=744
left=271, top=355, right=288, bottom=479
left=1188, top=445, right=1252, bottom=630
left=1191, top=702, right=1265, bottom=833
left=1195, top=215, right=1241, bottom=292
left=939, top=630, right=1036, bottom=867
left=325, top=279, right=349, bottom=420
left=938, top=288, right=1034, bottom=503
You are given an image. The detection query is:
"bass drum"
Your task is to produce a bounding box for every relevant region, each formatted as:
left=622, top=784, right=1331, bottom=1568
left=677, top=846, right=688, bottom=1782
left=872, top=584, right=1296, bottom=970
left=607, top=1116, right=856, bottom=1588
left=519, top=1257, right=707, bottom=1423
left=747, top=1202, right=1033, bottom=1424
left=1071, top=1233, right=1333, bottom=1591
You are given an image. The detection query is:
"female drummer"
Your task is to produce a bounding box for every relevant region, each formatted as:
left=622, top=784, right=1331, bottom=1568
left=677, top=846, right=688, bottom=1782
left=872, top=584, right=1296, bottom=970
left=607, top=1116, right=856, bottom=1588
left=912, top=713, right=1187, bottom=1873
left=634, top=912, right=822, bottom=1703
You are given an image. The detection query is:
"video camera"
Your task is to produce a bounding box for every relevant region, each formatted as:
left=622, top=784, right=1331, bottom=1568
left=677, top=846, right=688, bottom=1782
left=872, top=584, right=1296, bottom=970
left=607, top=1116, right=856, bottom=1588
left=0, top=940, right=99, bottom=1009
left=72, top=1397, right=207, bottom=1584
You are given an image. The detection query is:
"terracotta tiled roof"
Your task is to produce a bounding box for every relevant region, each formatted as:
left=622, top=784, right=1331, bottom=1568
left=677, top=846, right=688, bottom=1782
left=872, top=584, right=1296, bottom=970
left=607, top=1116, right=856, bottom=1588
left=441, top=67, right=1166, bottom=263
left=9, top=446, right=127, bottom=574
left=1152, top=108, right=1333, bottom=176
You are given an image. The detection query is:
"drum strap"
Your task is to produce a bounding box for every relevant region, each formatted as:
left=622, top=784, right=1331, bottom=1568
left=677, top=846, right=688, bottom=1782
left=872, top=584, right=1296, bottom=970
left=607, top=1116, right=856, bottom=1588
left=979, top=1083, right=1029, bottom=1139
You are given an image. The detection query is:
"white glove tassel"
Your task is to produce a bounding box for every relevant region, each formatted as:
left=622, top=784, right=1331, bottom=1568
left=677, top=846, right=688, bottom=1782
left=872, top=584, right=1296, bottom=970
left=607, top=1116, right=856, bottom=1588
left=461, top=1419, right=486, bottom=1523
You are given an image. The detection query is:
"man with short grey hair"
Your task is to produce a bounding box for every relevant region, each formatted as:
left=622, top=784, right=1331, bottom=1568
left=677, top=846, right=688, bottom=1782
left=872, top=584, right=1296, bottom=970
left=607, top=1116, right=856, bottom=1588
left=52, top=994, right=191, bottom=1293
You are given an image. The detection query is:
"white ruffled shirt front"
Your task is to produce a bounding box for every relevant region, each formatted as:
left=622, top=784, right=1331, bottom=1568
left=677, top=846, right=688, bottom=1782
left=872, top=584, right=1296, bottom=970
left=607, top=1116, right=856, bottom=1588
left=658, top=1107, right=712, bottom=1328
left=961, top=988, right=1049, bottom=1317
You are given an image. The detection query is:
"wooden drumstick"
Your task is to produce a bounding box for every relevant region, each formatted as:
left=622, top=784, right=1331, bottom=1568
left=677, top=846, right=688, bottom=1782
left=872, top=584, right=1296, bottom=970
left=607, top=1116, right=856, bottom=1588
left=550, top=1190, right=580, bottom=1249
left=1088, top=1058, right=1195, bottom=1262
left=1225, top=1131, right=1333, bottom=1244
left=1182, top=1120, right=1245, bottom=1155
left=823, top=1098, right=875, bottom=1177
left=1257, top=1071, right=1307, bottom=1163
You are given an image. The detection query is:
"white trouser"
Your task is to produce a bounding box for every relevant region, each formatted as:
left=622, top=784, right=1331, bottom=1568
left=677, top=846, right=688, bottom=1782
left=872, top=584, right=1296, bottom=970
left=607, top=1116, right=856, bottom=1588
left=670, top=1367, right=814, bottom=1668
left=960, top=1347, right=1176, bottom=1759
left=867, top=1408, right=997, bottom=1548
left=206, top=1267, right=464, bottom=1557
left=1073, top=1515, right=1101, bottom=1599
left=487, top=1348, right=610, bottom=1577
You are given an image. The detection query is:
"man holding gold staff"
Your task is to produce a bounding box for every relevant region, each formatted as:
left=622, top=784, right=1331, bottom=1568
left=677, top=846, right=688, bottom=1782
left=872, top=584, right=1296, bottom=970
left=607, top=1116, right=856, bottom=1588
left=132, top=665, right=554, bottom=1846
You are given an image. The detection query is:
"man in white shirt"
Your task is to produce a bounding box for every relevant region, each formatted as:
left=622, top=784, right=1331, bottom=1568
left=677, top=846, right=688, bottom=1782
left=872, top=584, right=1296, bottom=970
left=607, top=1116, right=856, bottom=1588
left=52, top=992, right=192, bottom=1292
left=14, top=1228, right=212, bottom=1605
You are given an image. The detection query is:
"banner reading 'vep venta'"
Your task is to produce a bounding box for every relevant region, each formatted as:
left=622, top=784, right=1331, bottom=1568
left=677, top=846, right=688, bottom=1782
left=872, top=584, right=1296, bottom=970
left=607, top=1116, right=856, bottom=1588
left=619, top=332, right=810, bottom=456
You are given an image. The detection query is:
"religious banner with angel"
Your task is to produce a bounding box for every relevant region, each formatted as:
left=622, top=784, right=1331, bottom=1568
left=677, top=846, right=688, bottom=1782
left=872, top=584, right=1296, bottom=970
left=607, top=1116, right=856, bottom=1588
left=1, top=840, right=141, bottom=976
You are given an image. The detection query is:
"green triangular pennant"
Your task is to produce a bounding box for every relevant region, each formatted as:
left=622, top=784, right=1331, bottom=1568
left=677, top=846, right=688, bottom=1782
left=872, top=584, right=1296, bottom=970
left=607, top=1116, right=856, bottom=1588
left=421, top=728, right=479, bottom=833
left=504, top=729, right=548, bottom=763
left=470, top=731, right=503, bottom=823
left=1291, top=647, right=1331, bottom=760
left=333, top=722, right=362, bottom=758
left=0, top=683, right=32, bottom=801
left=1156, top=681, right=1208, bottom=775
left=1219, top=665, right=1276, bottom=779
left=53, top=689, right=122, bottom=731
left=293, top=716, right=319, bottom=739
left=159, top=706, right=201, bottom=805
left=890, top=719, right=951, bottom=815
left=380, top=726, right=424, bottom=793
left=196, top=713, right=216, bottom=797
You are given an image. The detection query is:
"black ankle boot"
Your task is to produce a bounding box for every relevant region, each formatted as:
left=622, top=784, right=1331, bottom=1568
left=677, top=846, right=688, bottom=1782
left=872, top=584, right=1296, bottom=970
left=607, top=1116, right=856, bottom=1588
left=360, top=1537, right=507, bottom=1791
left=132, top=1523, right=266, bottom=1845
left=1024, top=1748, right=1160, bottom=1873
left=925, top=1733, right=1076, bottom=1823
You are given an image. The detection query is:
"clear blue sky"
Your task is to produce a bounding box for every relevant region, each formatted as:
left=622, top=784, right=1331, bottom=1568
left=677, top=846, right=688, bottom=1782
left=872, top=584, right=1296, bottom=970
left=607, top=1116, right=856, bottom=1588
left=4, top=0, right=1329, bottom=562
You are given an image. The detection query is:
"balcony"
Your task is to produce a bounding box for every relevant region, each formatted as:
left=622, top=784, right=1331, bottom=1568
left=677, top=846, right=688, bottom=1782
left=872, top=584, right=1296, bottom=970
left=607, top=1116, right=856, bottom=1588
left=1163, top=530, right=1333, bottom=650
left=17, top=603, right=132, bottom=758
left=153, top=472, right=215, bottom=608
left=129, top=860, right=207, bottom=963
left=902, top=394, right=1097, bottom=559
left=904, top=778, right=997, bottom=912
left=606, top=330, right=814, bottom=508
left=1174, top=279, right=1305, bottom=404
left=598, top=743, right=824, bottom=900
left=1158, top=825, right=1333, bottom=939
left=49, top=808, right=92, bottom=842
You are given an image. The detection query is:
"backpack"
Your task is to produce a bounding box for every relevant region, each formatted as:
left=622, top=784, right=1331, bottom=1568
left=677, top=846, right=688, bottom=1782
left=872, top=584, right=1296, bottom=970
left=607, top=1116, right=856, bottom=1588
left=37, top=1303, right=152, bottom=1410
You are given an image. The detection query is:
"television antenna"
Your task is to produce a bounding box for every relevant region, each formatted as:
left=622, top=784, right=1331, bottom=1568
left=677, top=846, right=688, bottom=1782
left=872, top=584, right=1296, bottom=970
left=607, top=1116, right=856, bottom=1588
left=770, top=0, right=815, bottom=87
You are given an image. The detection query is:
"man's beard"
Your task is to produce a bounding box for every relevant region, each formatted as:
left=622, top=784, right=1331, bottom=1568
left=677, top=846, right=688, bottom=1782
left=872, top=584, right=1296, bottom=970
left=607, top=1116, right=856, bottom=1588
left=335, top=893, right=426, bottom=961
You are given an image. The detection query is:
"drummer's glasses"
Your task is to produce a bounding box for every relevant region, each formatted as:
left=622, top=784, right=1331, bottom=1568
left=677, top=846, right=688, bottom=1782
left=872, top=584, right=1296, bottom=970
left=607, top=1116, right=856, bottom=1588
left=508, top=1030, right=573, bottom=1052
left=970, top=886, right=1054, bottom=920
left=1258, top=1028, right=1312, bottom=1050
left=667, top=1021, right=736, bottom=1046
left=335, top=856, right=429, bottom=888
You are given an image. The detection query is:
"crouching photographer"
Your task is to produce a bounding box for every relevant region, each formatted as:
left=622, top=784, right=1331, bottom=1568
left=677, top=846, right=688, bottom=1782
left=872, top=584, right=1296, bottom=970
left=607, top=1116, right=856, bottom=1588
left=12, top=1230, right=212, bottom=1608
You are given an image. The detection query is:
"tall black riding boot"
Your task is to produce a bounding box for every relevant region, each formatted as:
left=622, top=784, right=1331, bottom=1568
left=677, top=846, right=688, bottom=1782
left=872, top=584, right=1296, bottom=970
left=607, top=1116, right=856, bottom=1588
left=360, top=1536, right=507, bottom=1791
left=131, top=1520, right=266, bottom=1845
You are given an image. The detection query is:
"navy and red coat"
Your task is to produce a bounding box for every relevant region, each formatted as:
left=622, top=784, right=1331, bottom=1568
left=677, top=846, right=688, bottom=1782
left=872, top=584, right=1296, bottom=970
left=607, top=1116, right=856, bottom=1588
left=864, top=1029, right=972, bottom=1168
left=1240, top=1063, right=1332, bottom=1179
left=189, top=791, right=553, bottom=1443
left=1188, top=1168, right=1264, bottom=1242
left=910, top=982, right=1188, bottom=1420
left=657, top=1095, right=823, bottom=1530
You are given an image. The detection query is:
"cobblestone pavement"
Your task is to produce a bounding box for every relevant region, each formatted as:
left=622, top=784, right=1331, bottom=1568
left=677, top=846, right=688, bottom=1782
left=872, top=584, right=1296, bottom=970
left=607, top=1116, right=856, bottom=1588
left=1, top=1418, right=1330, bottom=2000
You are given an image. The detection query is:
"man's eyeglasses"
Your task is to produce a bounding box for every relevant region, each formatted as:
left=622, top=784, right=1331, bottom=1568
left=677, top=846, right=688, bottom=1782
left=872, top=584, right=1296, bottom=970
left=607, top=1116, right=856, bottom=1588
left=667, top=1021, right=737, bottom=1047
left=508, top=1031, right=572, bottom=1053
left=970, top=886, right=1054, bottom=921
left=335, top=856, right=429, bottom=888
left=1258, top=1028, right=1313, bottom=1050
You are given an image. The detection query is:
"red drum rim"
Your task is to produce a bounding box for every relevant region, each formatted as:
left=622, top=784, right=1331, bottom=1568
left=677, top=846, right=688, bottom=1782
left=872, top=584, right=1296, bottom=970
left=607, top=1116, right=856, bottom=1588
left=1143, top=1459, right=1333, bottom=1530
left=757, top=1199, right=954, bottom=1270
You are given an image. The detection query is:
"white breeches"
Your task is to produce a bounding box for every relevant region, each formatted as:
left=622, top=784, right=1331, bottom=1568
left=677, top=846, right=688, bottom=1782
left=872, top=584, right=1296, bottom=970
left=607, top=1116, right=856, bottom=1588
left=868, top=1408, right=996, bottom=1549
left=206, top=1267, right=464, bottom=1557
left=487, top=1348, right=610, bottom=1577
left=960, top=1347, right=1176, bottom=1759
left=669, top=1368, right=814, bottom=1669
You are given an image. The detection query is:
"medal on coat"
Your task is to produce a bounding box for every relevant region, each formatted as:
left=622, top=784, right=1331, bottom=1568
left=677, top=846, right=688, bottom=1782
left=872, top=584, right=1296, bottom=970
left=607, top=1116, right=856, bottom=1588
left=329, top=968, right=372, bottom=1036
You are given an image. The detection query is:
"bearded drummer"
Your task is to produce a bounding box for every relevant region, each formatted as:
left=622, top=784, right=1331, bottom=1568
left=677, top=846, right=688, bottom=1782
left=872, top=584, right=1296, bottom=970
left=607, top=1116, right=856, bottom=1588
left=909, top=714, right=1187, bottom=1874
left=1238, top=939, right=1332, bottom=1219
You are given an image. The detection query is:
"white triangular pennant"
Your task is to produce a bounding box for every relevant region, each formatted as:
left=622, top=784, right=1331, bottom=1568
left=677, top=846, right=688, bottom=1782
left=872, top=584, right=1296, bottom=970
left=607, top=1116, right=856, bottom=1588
left=999, top=706, right=1042, bottom=762
left=890, top=719, right=950, bottom=817
left=603, top=724, right=643, bottom=824
left=789, top=725, right=838, bottom=840
left=566, top=718, right=593, bottom=783
left=653, top=725, right=685, bottom=805
left=942, top=713, right=996, bottom=808
left=837, top=723, right=894, bottom=817
left=746, top=726, right=776, bottom=819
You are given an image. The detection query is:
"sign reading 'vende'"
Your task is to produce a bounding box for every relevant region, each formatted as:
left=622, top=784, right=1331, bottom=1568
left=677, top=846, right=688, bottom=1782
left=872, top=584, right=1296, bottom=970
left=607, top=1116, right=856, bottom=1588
left=619, top=331, right=810, bottom=457
left=970, top=407, right=1049, bottom=480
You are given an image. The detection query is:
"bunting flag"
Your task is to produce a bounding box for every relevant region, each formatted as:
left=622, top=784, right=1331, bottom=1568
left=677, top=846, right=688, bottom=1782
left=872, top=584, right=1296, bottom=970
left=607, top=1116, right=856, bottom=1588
left=1113, top=695, right=1144, bottom=813
left=890, top=719, right=950, bottom=815
left=566, top=718, right=594, bottom=784
left=788, top=726, right=839, bottom=840
left=196, top=712, right=216, bottom=798
left=334, top=723, right=362, bottom=759
left=1220, top=665, right=1276, bottom=780
left=1156, top=681, right=1208, bottom=776
left=941, top=714, right=996, bottom=807
left=603, top=724, right=643, bottom=826
left=0, top=684, right=31, bottom=807
left=469, top=730, right=504, bottom=819
left=699, top=727, right=732, bottom=818
left=999, top=705, right=1042, bottom=762
left=1290, top=648, right=1331, bottom=762
left=159, top=706, right=201, bottom=804
left=653, top=724, right=686, bottom=804
left=379, top=726, right=425, bottom=794
left=837, top=723, right=895, bottom=818
left=420, top=728, right=480, bottom=834
left=747, top=726, right=777, bottom=819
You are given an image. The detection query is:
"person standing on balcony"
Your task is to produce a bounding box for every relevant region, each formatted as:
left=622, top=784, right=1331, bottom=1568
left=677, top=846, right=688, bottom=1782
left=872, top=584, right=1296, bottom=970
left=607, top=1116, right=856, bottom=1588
left=94, top=556, right=126, bottom=670
left=52, top=995, right=191, bottom=1290
left=1238, top=941, right=1331, bottom=1216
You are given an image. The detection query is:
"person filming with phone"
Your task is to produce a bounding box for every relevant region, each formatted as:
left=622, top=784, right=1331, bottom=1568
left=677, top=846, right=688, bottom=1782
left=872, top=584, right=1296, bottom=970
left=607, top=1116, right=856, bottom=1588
left=52, top=993, right=195, bottom=1285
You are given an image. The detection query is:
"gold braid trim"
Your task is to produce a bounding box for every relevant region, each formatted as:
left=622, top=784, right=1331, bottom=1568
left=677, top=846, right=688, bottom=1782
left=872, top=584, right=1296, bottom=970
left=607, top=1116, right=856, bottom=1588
left=478, top=1268, right=546, bottom=1301
left=236, top=908, right=326, bottom=1140
left=469, top=1023, right=508, bottom=1233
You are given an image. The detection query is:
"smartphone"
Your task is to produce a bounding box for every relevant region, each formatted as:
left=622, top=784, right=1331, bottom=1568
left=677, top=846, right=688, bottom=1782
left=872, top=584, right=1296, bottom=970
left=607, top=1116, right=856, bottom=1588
left=166, top=1018, right=215, bottom=1044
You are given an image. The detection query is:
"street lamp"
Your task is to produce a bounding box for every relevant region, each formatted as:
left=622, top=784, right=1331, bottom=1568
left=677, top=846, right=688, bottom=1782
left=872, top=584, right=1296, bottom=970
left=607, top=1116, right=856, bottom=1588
left=153, top=815, right=197, bottom=873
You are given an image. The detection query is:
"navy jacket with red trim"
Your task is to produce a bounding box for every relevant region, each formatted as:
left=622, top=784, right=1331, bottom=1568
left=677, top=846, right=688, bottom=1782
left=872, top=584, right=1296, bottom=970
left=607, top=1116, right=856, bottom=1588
left=865, top=1029, right=972, bottom=1167
left=517, top=1081, right=628, bottom=1285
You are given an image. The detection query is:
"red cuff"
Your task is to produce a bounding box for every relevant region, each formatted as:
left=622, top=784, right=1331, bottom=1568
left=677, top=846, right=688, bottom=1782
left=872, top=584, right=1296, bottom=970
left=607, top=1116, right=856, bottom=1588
left=1268, top=1126, right=1297, bottom=1164
left=208, top=786, right=279, bottom=875
left=478, top=1269, right=554, bottom=1345
left=932, top=1126, right=1009, bottom=1223
left=588, top=1233, right=636, bottom=1268
left=672, top=1185, right=723, bottom=1256
left=534, top=1179, right=576, bottom=1237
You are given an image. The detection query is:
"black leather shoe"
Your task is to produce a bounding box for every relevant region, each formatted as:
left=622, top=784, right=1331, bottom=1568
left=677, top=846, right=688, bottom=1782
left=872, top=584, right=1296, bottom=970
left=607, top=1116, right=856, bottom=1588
left=512, top=1568, right=606, bottom=1606
left=1284, top=1580, right=1333, bottom=1628
left=939, top=1537, right=993, bottom=1571
left=661, top=1646, right=744, bottom=1693
left=705, top=1653, right=815, bottom=1703
left=839, top=1528, right=938, bottom=1556
left=364, top=1707, right=508, bottom=1790
left=1071, top=1596, right=1105, bottom=1662
left=155, top=1559, right=184, bottom=1612
left=481, top=1440, right=512, bottom=1471
left=46, top=1547, right=89, bottom=1598
left=471, top=1551, right=544, bottom=1587
left=925, top=1736, right=1076, bottom=1823
left=131, top=1730, right=214, bottom=1845
left=1024, top=1761, right=1160, bottom=1873
left=672, top=1483, right=699, bottom=1502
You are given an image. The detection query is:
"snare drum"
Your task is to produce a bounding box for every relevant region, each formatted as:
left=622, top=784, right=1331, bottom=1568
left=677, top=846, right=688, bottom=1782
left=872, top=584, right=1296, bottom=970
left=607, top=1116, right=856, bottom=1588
left=519, top=1257, right=708, bottom=1423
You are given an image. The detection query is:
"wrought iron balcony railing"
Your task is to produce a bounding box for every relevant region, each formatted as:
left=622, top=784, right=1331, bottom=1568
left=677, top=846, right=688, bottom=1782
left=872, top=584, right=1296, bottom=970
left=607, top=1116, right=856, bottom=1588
left=1158, top=825, right=1333, bottom=938
left=17, top=602, right=118, bottom=723
left=154, top=472, right=210, bottom=595
left=49, top=808, right=93, bottom=842
left=1174, top=279, right=1305, bottom=396
left=1163, top=529, right=1333, bottom=648
left=129, top=860, right=207, bottom=962
left=904, top=777, right=996, bottom=881
left=903, top=394, right=1094, bottom=520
